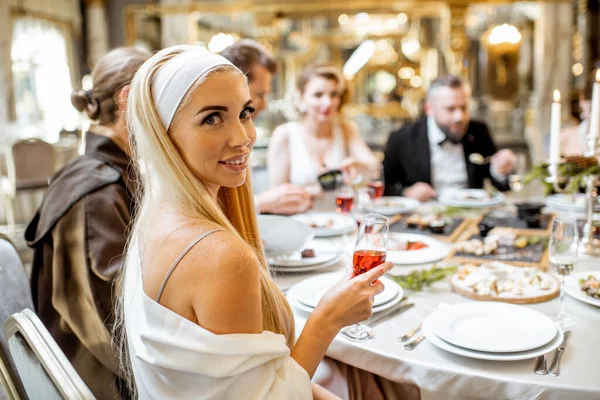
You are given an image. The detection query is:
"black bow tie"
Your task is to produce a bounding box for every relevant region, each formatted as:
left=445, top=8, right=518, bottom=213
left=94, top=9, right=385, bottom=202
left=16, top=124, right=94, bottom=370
left=437, top=136, right=462, bottom=147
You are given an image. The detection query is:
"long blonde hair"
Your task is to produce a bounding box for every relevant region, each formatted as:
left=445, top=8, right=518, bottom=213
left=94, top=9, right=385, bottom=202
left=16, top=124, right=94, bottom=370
left=113, top=46, right=293, bottom=394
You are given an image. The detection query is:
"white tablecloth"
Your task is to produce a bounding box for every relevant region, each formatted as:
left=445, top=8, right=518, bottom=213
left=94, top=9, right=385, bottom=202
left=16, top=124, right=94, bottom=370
left=273, top=194, right=600, bottom=399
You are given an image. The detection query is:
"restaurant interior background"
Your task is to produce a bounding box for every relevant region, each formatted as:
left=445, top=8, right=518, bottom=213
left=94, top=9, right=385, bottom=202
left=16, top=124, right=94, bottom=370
left=0, top=0, right=599, bottom=262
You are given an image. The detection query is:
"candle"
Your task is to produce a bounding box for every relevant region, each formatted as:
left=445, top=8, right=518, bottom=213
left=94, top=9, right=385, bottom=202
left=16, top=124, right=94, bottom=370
left=589, top=69, right=600, bottom=140
left=550, top=89, right=561, bottom=164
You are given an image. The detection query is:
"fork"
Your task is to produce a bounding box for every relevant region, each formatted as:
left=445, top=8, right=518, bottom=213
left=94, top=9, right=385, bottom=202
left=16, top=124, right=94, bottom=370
left=398, top=322, right=422, bottom=342
left=404, top=333, right=426, bottom=350
left=397, top=303, right=449, bottom=343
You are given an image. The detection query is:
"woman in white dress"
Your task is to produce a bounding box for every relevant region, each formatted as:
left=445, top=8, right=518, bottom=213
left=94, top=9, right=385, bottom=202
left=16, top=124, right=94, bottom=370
left=113, top=45, right=393, bottom=399
left=268, top=63, right=379, bottom=193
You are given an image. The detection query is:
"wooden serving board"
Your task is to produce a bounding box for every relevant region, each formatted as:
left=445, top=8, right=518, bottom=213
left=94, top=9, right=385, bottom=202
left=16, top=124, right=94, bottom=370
left=473, top=213, right=554, bottom=235
left=388, top=214, right=474, bottom=243
left=445, top=225, right=550, bottom=270
left=450, top=274, right=560, bottom=304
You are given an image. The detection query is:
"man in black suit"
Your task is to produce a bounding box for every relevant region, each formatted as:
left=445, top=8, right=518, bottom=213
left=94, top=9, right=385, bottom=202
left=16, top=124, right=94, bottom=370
left=383, top=74, right=516, bottom=201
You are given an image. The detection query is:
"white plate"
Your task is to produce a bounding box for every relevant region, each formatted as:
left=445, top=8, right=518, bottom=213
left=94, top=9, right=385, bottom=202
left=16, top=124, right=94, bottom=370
left=386, top=233, right=451, bottom=265
left=270, top=254, right=342, bottom=273
left=430, top=302, right=557, bottom=353
left=292, top=212, right=356, bottom=237
left=268, top=241, right=341, bottom=267
left=287, top=272, right=403, bottom=314
left=423, top=316, right=564, bottom=361
left=369, top=196, right=420, bottom=216
left=546, top=194, right=600, bottom=212
left=565, top=271, right=600, bottom=307
left=439, top=189, right=505, bottom=208
left=258, top=215, right=314, bottom=257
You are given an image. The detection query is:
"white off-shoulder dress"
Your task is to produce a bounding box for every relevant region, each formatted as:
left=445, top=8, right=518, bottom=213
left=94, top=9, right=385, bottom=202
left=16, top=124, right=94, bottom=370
left=123, top=230, right=312, bottom=399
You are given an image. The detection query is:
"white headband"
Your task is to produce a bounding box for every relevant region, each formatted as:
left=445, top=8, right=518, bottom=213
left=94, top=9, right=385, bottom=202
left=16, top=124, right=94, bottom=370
left=152, top=46, right=236, bottom=130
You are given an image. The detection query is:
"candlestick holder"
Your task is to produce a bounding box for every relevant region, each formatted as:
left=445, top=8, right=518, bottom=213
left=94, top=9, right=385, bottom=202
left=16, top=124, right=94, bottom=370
left=546, top=136, right=600, bottom=257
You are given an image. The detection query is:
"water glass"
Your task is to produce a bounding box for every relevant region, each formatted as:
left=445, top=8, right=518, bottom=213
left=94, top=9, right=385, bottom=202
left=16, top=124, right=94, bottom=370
left=548, top=217, right=579, bottom=327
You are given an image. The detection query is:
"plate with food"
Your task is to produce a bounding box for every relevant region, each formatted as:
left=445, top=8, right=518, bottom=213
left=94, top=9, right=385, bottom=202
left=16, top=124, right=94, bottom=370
left=292, top=212, right=356, bottom=237
left=546, top=194, right=600, bottom=213
left=268, top=241, right=341, bottom=268
left=369, top=196, right=420, bottom=216
left=565, top=271, right=600, bottom=307
left=386, top=233, right=450, bottom=265
left=450, top=262, right=559, bottom=304
left=439, top=189, right=505, bottom=208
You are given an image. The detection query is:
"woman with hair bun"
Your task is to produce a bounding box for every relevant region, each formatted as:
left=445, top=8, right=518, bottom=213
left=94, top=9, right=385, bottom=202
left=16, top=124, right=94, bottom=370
left=25, top=46, right=150, bottom=399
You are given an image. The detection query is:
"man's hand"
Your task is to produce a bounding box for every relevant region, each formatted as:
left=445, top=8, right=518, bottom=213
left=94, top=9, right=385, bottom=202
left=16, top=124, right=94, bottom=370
left=257, top=184, right=312, bottom=215
left=490, top=149, right=517, bottom=177
left=403, top=182, right=437, bottom=202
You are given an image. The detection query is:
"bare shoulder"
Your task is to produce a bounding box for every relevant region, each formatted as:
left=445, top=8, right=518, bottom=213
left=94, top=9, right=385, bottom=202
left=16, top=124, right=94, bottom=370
left=270, top=122, right=293, bottom=145
left=146, top=222, right=263, bottom=334
left=340, top=119, right=360, bottom=140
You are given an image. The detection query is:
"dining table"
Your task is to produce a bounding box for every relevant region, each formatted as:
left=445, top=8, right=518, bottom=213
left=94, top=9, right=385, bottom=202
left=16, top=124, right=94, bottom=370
left=272, top=191, right=600, bottom=400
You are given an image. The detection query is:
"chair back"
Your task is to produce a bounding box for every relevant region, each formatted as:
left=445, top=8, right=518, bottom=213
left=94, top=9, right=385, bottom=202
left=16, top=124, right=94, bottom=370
left=3, top=309, right=95, bottom=400
left=6, top=139, right=55, bottom=190
left=0, top=235, right=32, bottom=399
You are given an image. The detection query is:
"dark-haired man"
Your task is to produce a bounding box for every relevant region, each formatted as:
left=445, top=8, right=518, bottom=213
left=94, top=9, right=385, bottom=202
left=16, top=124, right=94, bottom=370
left=384, top=74, right=516, bottom=201
left=221, top=40, right=312, bottom=215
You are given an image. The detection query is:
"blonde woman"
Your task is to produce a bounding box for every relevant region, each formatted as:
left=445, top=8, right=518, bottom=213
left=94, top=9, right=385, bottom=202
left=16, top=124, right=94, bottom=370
left=116, top=46, right=392, bottom=399
left=268, top=63, right=379, bottom=193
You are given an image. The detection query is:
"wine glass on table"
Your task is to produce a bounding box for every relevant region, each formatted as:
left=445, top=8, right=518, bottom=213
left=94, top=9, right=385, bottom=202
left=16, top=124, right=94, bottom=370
left=548, top=217, right=579, bottom=327
left=336, top=186, right=355, bottom=214
left=341, top=213, right=389, bottom=342
left=367, top=165, right=385, bottom=200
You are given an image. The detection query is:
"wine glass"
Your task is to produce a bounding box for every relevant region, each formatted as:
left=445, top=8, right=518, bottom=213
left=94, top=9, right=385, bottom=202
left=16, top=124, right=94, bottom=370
left=367, top=165, right=385, bottom=200
left=548, top=217, right=579, bottom=327
left=340, top=213, right=389, bottom=342
left=335, top=186, right=355, bottom=214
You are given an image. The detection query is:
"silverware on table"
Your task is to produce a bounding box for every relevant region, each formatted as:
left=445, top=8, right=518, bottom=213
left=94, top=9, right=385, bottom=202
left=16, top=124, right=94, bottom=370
left=548, top=331, right=572, bottom=377
left=534, top=355, right=548, bottom=375
left=403, top=333, right=426, bottom=350
left=367, top=301, right=414, bottom=326
left=398, top=322, right=422, bottom=342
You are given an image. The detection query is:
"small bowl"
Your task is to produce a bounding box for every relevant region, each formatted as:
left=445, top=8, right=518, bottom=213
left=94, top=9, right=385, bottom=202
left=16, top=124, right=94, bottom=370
left=515, top=201, right=544, bottom=220
left=258, top=215, right=314, bottom=257
left=525, top=214, right=542, bottom=229
left=318, top=169, right=343, bottom=191
left=478, top=221, right=496, bottom=238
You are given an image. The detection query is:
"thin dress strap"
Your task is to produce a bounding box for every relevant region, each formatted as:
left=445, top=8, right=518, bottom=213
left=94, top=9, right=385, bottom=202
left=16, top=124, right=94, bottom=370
left=155, top=229, right=223, bottom=303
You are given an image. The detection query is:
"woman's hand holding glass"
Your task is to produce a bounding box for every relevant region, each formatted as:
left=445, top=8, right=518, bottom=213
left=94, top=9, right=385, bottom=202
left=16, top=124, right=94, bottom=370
left=313, top=262, right=393, bottom=330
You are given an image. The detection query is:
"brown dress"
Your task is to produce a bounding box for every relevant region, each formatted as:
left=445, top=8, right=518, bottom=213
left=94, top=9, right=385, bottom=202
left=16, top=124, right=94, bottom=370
left=25, top=132, right=135, bottom=399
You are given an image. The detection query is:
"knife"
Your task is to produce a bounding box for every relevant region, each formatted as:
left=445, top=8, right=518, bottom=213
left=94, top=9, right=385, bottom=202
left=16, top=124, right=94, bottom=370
left=367, top=301, right=414, bottom=326
left=548, top=331, right=571, bottom=377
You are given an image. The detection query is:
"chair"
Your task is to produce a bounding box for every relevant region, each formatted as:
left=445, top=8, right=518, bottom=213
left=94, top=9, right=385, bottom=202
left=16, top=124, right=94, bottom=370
left=0, top=234, right=32, bottom=399
left=3, top=309, right=95, bottom=400
left=1, top=139, right=55, bottom=228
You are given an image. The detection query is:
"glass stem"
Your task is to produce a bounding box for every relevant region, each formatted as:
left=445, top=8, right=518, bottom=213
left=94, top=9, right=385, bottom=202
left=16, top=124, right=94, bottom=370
left=558, top=278, right=566, bottom=320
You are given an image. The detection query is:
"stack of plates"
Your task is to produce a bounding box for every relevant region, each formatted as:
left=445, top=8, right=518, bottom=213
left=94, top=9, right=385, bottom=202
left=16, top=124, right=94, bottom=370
left=292, top=212, right=356, bottom=237
left=546, top=194, right=600, bottom=213
left=287, top=272, right=404, bottom=314
left=423, top=302, right=564, bottom=361
left=369, top=196, right=420, bottom=216
left=439, top=189, right=505, bottom=208
left=268, top=242, right=342, bottom=273
left=386, top=233, right=451, bottom=265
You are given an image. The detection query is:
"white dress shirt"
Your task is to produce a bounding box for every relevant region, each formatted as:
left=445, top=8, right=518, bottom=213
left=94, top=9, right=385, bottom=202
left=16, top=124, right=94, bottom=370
left=427, top=117, right=469, bottom=191
left=427, top=117, right=507, bottom=191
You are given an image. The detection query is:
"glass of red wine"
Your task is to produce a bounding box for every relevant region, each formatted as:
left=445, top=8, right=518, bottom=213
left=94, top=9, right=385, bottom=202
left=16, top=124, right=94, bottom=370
left=367, top=165, right=385, bottom=200
left=336, top=186, right=355, bottom=214
left=341, top=213, right=389, bottom=342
